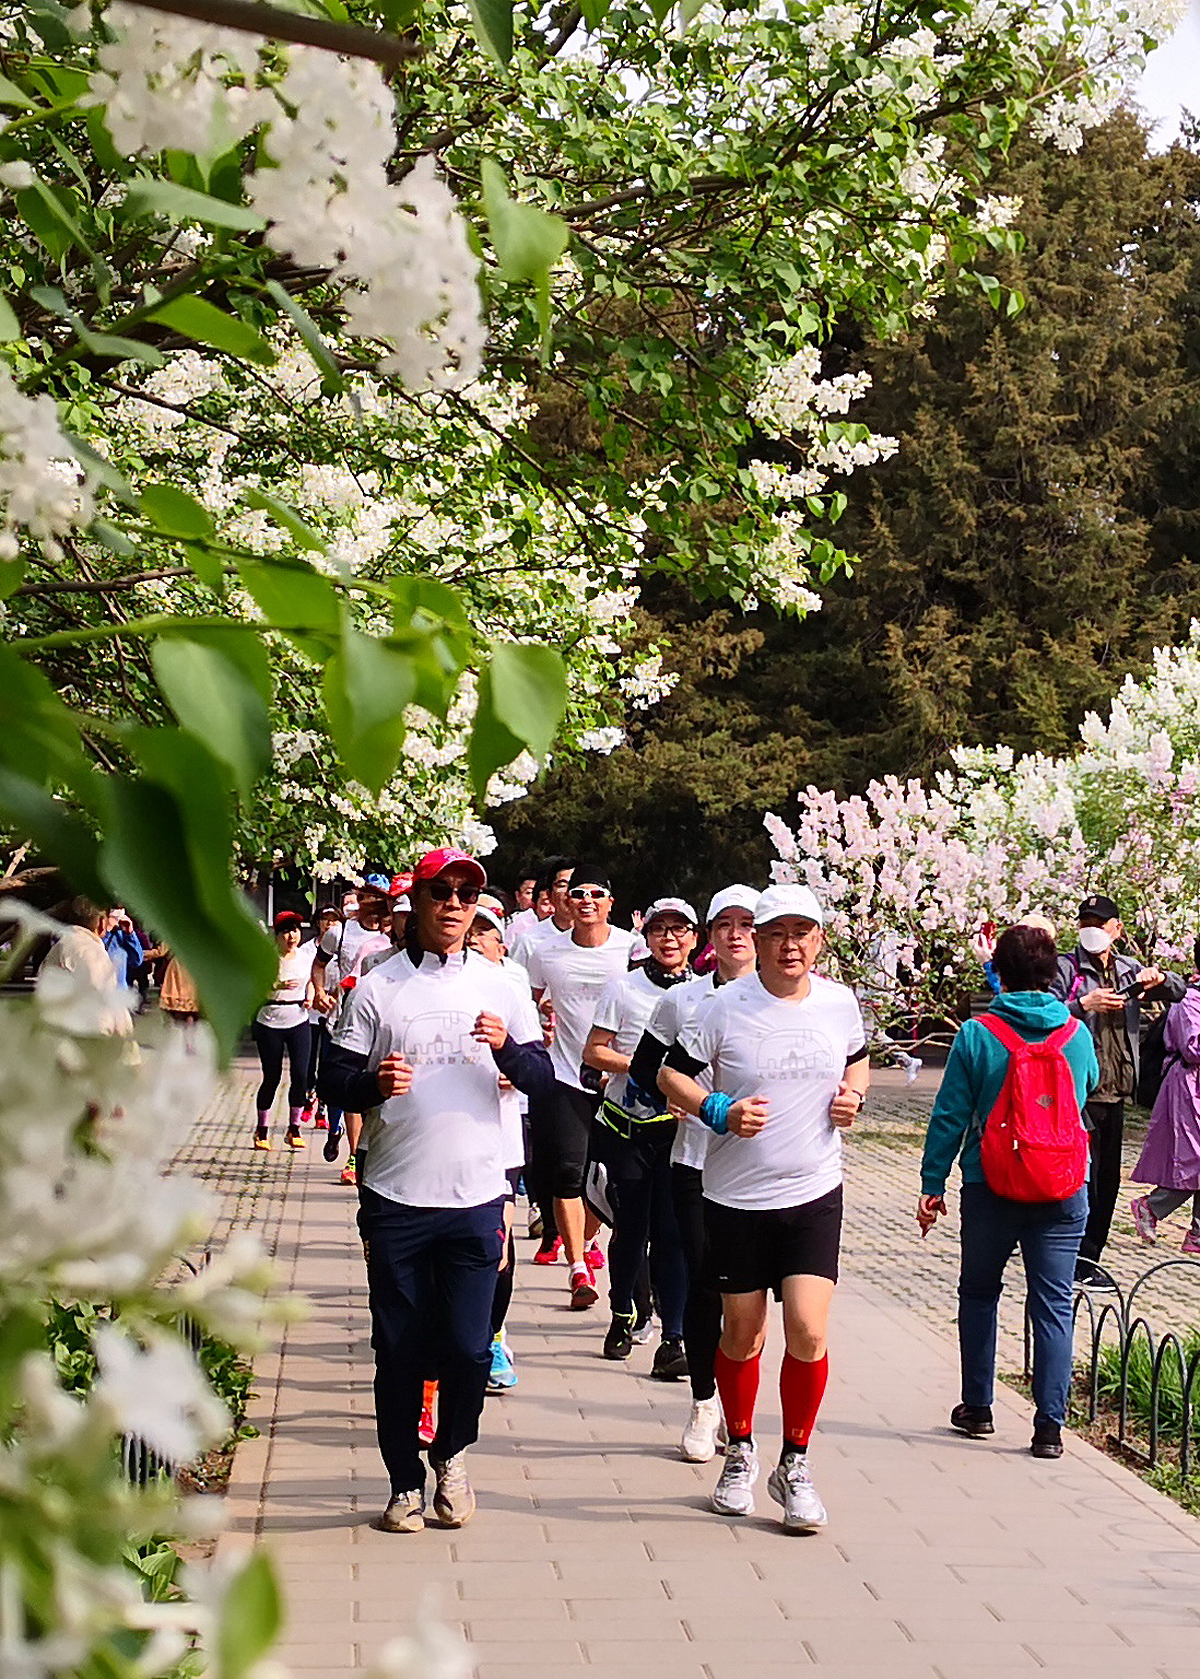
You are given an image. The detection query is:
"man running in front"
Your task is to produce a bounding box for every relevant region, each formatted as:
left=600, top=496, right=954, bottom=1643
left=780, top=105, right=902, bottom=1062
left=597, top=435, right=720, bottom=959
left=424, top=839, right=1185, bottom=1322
left=320, top=847, right=552, bottom=1533
left=658, top=883, right=868, bottom=1533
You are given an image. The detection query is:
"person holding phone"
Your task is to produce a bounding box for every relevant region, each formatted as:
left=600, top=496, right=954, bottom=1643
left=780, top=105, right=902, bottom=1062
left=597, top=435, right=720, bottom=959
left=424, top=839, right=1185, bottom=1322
left=1052, top=894, right=1185, bottom=1287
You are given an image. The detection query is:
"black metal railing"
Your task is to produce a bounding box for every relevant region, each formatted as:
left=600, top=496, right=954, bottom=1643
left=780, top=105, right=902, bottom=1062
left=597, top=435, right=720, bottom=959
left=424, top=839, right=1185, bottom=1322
left=1025, top=1258, right=1200, bottom=1481
left=119, top=1251, right=208, bottom=1485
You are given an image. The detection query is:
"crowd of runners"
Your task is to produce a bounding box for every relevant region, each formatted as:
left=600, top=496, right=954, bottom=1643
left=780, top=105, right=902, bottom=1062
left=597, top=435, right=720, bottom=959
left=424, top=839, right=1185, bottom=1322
left=238, top=848, right=1198, bottom=1540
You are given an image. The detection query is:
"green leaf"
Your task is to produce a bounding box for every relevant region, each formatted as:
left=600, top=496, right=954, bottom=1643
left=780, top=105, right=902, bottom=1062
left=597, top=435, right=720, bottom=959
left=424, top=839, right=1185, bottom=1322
left=215, top=1554, right=282, bottom=1679
left=140, top=483, right=215, bottom=542
left=0, top=765, right=103, bottom=898
left=264, top=280, right=346, bottom=392
left=184, top=542, right=225, bottom=594
left=238, top=557, right=341, bottom=634
left=466, top=0, right=513, bottom=66
left=322, top=627, right=416, bottom=792
left=480, top=160, right=569, bottom=353
left=0, top=557, right=26, bottom=598
left=90, top=519, right=136, bottom=559
left=63, top=433, right=136, bottom=506
left=147, top=295, right=276, bottom=367
left=0, top=294, right=20, bottom=341
left=0, top=73, right=35, bottom=110
left=122, top=176, right=267, bottom=233
left=151, top=637, right=272, bottom=800
left=243, top=487, right=325, bottom=553
left=467, top=643, right=566, bottom=798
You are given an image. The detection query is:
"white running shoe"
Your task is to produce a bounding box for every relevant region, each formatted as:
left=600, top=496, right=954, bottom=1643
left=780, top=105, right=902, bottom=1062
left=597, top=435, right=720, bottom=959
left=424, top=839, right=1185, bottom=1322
left=711, top=1439, right=758, bottom=1516
left=431, top=1451, right=475, bottom=1527
left=681, top=1396, right=722, bottom=1463
left=767, top=1453, right=828, bottom=1533
left=1130, top=1194, right=1158, bottom=1245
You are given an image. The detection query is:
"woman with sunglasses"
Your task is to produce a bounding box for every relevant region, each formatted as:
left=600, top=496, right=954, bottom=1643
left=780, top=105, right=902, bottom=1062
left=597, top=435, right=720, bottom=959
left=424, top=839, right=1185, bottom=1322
left=526, top=865, right=639, bottom=1309
left=319, top=847, right=553, bottom=1535
left=584, top=898, right=699, bottom=1376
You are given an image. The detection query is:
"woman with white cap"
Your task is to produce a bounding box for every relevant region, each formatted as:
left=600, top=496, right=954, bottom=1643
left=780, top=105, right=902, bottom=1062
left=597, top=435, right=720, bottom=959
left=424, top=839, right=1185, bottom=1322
left=584, top=898, right=699, bottom=1377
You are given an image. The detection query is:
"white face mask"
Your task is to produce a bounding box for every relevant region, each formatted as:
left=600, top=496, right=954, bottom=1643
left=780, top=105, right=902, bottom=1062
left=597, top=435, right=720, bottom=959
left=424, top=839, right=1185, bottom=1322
left=1078, top=926, right=1113, bottom=955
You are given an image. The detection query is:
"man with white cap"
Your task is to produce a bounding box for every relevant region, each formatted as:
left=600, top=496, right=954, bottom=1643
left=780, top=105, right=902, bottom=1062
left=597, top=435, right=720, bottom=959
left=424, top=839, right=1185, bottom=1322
left=320, top=847, right=553, bottom=1534
left=628, top=884, right=759, bottom=1461
left=584, top=897, right=699, bottom=1376
left=658, top=883, right=868, bottom=1533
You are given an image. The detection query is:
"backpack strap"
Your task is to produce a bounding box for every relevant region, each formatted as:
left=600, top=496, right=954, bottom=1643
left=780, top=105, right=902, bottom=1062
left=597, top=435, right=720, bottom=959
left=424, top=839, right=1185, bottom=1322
left=1044, top=1019, right=1079, bottom=1053
left=976, top=1013, right=1024, bottom=1054
left=1065, top=954, right=1086, bottom=1004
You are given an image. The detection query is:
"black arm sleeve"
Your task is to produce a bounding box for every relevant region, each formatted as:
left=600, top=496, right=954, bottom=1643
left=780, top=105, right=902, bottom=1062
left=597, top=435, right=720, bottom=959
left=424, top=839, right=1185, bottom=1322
left=663, top=1041, right=708, bottom=1078
left=317, top=1041, right=384, bottom=1115
left=492, top=1036, right=554, bottom=1100
left=628, top=1029, right=670, bottom=1098
left=845, top=1044, right=869, bottom=1065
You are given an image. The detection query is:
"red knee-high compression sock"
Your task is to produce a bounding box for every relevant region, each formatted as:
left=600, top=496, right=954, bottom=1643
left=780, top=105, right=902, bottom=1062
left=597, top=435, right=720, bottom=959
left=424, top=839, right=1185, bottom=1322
left=714, top=1347, right=760, bottom=1442
left=780, top=1351, right=828, bottom=1451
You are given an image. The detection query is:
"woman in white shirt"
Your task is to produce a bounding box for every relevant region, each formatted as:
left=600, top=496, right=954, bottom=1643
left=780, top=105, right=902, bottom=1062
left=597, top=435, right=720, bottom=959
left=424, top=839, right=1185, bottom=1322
left=253, top=910, right=314, bottom=1151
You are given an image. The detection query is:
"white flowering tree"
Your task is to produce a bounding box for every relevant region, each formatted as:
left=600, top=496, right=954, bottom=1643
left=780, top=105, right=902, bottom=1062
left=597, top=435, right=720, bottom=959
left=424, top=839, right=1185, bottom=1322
left=765, top=625, right=1200, bottom=1039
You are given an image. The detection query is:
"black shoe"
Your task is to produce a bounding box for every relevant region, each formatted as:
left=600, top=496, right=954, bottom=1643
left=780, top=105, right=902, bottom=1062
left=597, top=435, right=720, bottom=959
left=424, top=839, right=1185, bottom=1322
left=603, top=1313, right=634, bottom=1360
left=1074, top=1259, right=1117, bottom=1291
left=651, top=1335, right=689, bottom=1381
left=950, top=1402, right=995, bottom=1437
left=322, top=1128, right=343, bottom=1164
left=1031, top=1421, right=1063, bottom=1459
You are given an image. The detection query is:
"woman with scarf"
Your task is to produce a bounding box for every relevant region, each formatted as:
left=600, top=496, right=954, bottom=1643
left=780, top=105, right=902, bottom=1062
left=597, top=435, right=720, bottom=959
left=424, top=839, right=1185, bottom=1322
left=583, top=899, right=699, bottom=1379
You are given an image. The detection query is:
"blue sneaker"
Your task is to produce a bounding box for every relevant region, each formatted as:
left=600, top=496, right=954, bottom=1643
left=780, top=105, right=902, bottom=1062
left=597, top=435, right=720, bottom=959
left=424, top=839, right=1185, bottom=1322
left=487, top=1334, right=517, bottom=1392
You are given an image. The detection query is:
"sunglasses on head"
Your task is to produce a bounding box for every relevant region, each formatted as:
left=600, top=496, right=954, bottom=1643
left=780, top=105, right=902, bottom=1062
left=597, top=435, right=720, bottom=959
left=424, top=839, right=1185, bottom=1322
left=569, top=887, right=609, bottom=901
left=428, top=880, right=481, bottom=905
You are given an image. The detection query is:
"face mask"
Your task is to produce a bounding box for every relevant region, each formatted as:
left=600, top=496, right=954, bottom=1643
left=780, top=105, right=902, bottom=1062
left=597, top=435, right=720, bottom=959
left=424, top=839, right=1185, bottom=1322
left=1078, top=926, right=1113, bottom=955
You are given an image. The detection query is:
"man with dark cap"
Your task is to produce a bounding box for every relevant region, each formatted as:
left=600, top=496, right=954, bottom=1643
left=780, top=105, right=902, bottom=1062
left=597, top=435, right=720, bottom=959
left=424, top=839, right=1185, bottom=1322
left=526, top=864, right=637, bottom=1308
left=1052, top=893, right=1184, bottom=1287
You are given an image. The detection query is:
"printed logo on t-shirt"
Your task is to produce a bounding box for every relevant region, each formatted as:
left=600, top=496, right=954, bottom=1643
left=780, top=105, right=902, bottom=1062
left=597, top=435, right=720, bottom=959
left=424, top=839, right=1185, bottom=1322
left=754, top=1027, right=836, bottom=1080
left=399, top=1009, right=480, bottom=1067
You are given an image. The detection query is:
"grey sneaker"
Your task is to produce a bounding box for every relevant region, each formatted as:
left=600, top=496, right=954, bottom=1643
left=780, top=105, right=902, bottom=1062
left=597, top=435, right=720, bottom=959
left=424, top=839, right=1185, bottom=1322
left=711, top=1439, right=758, bottom=1516
left=767, top=1453, right=827, bottom=1533
left=377, top=1489, right=424, bottom=1533
left=431, top=1452, right=476, bottom=1527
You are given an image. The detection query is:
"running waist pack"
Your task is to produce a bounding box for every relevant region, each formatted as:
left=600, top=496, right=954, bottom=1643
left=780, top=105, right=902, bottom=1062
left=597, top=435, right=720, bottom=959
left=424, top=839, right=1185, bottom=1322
left=976, top=1014, right=1088, bottom=1203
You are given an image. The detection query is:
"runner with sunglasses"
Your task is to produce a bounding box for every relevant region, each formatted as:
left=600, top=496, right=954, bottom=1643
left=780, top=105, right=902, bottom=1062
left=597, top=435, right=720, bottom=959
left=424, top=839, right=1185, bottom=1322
left=657, top=885, right=869, bottom=1533
left=526, top=865, right=638, bottom=1309
left=319, top=848, right=553, bottom=1533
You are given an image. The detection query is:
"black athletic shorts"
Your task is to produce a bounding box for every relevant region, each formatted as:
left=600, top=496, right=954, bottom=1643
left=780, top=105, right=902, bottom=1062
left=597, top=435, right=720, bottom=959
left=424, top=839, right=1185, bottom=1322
left=531, top=1080, right=599, bottom=1199
left=703, top=1184, right=843, bottom=1295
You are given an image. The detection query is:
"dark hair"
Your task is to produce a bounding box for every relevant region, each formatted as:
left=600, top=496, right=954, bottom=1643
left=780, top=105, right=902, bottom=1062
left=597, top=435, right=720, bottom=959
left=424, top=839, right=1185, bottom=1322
left=992, top=924, right=1058, bottom=992
left=1193, top=936, right=1200, bottom=974
left=62, top=895, right=105, bottom=931
left=541, top=855, right=577, bottom=882
left=515, top=865, right=538, bottom=888
left=533, top=870, right=554, bottom=899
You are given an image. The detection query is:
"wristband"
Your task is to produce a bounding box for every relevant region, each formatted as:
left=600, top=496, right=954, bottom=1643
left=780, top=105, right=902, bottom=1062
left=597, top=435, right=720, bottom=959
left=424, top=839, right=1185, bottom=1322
left=700, top=1092, right=732, bottom=1135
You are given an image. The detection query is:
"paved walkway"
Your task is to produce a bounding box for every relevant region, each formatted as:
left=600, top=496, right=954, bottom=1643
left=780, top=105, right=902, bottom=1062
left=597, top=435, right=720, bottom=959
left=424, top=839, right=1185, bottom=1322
left=198, top=1070, right=1200, bottom=1678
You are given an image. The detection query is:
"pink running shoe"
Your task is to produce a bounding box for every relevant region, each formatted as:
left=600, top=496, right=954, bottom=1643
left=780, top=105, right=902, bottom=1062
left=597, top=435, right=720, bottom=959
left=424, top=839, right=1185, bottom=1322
left=584, top=1241, right=606, bottom=1272
left=1182, top=1229, right=1200, bottom=1257
left=1130, top=1195, right=1158, bottom=1245
left=533, top=1237, right=563, bottom=1266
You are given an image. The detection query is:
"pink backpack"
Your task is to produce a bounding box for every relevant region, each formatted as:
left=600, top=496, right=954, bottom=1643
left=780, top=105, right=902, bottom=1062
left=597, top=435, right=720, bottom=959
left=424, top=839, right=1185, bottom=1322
left=976, top=1014, right=1089, bottom=1203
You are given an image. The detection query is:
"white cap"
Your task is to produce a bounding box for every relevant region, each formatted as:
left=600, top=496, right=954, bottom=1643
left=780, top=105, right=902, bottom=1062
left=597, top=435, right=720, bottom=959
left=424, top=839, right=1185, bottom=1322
left=753, top=884, right=824, bottom=928
left=706, top=884, right=760, bottom=924
left=471, top=904, right=506, bottom=938
left=392, top=894, right=411, bottom=914
left=643, top=896, right=699, bottom=928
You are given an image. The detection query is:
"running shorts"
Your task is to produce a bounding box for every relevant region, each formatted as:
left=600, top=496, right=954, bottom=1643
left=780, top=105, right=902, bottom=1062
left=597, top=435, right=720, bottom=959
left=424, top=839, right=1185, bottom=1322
left=532, top=1080, right=599, bottom=1199
left=702, top=1184, right=843, bottom=1294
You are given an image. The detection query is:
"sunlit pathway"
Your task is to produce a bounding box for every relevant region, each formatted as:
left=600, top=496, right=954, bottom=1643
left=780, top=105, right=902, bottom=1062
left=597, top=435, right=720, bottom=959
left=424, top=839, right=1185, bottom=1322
left=200, top=1069, right=1200, bottom=1678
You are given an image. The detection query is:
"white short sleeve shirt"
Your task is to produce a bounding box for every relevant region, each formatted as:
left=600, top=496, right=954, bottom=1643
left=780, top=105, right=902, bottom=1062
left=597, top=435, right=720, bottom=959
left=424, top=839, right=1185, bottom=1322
left=678, top=973, right=866, bottom=1211
left=527, top=927, right=638, bottom=1090
left=646, top=973, right=722, bottom=1169
left=592, top=966, right=678, bottom=1112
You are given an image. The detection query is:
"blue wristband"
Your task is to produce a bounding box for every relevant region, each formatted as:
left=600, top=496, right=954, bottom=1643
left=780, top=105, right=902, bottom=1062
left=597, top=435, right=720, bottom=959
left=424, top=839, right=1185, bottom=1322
left=700, top=1092, right=732, bottom=1135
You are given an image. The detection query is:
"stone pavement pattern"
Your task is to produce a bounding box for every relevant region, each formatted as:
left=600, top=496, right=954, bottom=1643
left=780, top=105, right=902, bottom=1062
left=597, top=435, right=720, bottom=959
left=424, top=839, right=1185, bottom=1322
left=195, top=1069, right=1200, bottom=1678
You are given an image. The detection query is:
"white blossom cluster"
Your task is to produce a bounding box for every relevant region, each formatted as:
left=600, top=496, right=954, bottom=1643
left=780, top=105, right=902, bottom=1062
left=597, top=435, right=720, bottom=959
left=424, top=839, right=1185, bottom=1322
left=0, top=366, right=94, bottom=561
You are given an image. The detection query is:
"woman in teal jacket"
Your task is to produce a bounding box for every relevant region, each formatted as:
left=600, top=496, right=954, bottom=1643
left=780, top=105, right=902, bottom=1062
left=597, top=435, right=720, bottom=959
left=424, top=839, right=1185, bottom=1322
left=917, top=925, right=1099, bottom=1459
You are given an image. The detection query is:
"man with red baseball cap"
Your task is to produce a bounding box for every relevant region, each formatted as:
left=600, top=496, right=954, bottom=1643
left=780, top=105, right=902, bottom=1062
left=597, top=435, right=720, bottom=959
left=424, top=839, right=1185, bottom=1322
left=320, top=847, right=552, bottom=1534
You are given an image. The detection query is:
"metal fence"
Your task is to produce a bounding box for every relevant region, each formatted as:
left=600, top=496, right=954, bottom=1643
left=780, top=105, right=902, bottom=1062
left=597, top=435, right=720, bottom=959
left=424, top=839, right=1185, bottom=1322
left=1025, top=1258, right=1200, bottom=1481
left=119, top=1252, right=208, bottom=1486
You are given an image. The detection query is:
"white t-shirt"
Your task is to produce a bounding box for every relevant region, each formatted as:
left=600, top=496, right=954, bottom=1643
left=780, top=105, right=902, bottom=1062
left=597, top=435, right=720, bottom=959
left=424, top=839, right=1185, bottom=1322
left=646, top=973, right=723, bottom=1170
left=527, top=926, right=639, bottom=1090
left=334, top=948, right=535, bottom=1208
left=256, top=946, right=312, bottom=1030
left=297, top=939, right=322, bottom=1023
left=320, top=919, right=391, bottom=982
left=492, top=955, right=540, bottom=1166
left=592, top=966, right=683, bottom=1113
left=677, top=972, right=866, bottom=1211
left=361, top=938, right=404, bottom=978
left=508, top=907, right=538, bottom=939
left=508, top=914, right=570, bottom=972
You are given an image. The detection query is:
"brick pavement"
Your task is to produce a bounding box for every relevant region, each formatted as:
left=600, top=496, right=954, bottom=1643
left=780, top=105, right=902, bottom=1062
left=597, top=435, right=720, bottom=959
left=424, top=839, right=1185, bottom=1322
left=197, top=1067, right=1200, bottom=1677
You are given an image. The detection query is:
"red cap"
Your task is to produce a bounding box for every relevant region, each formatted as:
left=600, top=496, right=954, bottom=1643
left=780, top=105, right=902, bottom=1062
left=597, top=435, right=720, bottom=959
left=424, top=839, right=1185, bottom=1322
left=273, top=910, right=304, bottom=931
left=389, top=871, right=414, bottom=899
left=412, top=847, right=487, bottom=887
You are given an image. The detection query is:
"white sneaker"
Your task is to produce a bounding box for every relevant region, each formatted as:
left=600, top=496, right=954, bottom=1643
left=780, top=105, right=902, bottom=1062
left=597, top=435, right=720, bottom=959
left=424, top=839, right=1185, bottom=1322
left=711, top=1439, right=758, bottom=1516
left=767, top=1453, right=827, bottom=1533
left=681, top=1396, right=722, bottom=1463
left=431, top=1451, right=475, bottom=1527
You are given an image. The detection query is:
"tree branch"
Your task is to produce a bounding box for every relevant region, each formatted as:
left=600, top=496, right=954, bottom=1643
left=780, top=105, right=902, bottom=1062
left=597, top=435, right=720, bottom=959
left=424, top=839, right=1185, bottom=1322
left=125, top=0, right=420, bottom=66
left=14, top=568, right=197, bottom=598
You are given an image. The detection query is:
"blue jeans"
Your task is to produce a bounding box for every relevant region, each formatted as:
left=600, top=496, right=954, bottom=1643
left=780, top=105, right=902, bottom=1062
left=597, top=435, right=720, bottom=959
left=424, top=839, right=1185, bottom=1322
left=958, top=1182, right=1088, bottom=1429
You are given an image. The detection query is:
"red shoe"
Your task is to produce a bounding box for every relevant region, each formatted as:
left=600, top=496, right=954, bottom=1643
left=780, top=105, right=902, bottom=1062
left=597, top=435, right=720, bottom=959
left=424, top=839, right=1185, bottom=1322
left=533, top=1237, right=563, bottom=1265
left=569, top=1266, right=598, bottom=1310
left=314, top=1109, right=329, bottom=1130
left=584, top=1241, right=606, bottom=1272
left=419, top=1380, right=437, bottom=1445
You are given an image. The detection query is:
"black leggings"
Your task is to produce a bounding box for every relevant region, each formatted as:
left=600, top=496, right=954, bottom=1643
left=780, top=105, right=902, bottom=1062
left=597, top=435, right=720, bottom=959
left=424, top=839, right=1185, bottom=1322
left=252, top=1020, right=311, bottom=1113
left=671, top=1162, right=722, bottom=1403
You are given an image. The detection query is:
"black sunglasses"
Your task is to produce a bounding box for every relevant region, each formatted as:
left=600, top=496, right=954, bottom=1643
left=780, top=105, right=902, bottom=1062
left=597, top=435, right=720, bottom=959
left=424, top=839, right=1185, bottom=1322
left=428, top=880, right=481, bottom=905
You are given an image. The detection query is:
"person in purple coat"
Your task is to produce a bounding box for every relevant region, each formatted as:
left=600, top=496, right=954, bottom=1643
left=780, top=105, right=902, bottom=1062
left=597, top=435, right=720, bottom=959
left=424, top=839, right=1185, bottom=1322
left=1130, top=942, right=1200, bottom=1257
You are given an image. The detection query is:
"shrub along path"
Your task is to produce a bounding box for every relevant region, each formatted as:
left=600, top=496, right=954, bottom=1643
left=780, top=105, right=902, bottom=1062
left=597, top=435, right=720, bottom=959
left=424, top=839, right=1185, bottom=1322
left=191, top=1065, right=1200, bottom=1677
